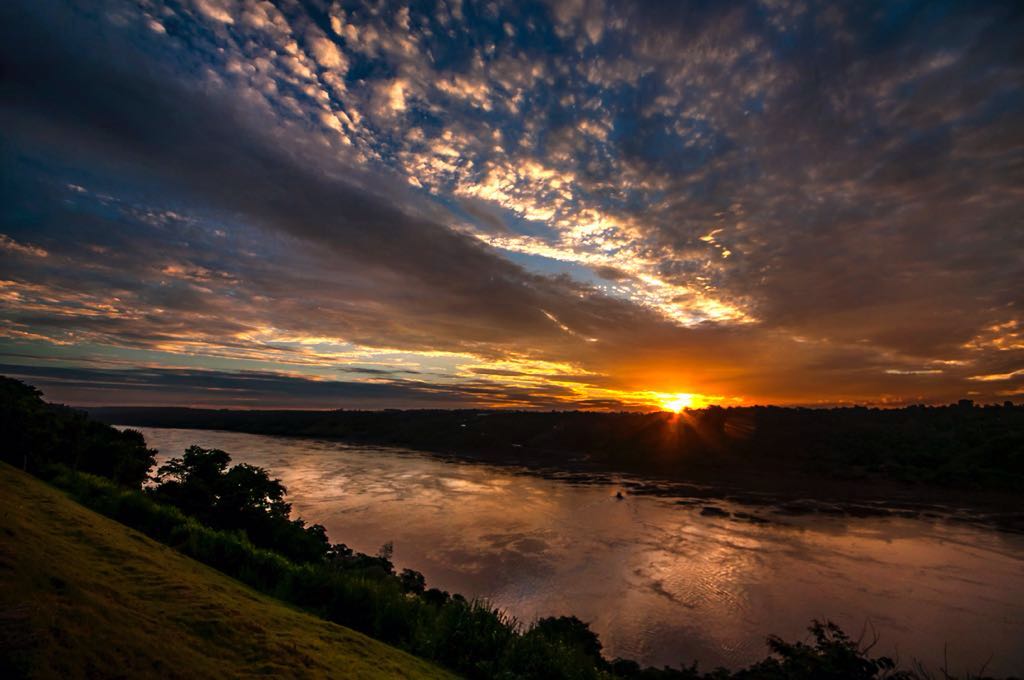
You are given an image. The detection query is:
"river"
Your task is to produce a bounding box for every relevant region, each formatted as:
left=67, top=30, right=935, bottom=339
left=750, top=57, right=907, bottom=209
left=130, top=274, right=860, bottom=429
left=133, top=426, right=1024, bottom=676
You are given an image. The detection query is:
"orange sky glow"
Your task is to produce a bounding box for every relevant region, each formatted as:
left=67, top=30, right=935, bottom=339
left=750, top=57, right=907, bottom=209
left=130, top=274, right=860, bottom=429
left=0, top=0, right=1021, bottom=410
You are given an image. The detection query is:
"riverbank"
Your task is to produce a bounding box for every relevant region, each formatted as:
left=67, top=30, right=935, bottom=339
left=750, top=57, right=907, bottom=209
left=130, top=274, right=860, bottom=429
left=90, top=405, right=1024, bottom=532
left=133, top=424, right=1024, bottom=675
left=443, top=447, right=1024, bottom=533
left=5, top=374, right=1020, bottom=678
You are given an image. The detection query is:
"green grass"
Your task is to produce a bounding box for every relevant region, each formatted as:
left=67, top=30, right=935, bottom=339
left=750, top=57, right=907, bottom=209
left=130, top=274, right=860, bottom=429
left=0, top=463, right=456, bottom=679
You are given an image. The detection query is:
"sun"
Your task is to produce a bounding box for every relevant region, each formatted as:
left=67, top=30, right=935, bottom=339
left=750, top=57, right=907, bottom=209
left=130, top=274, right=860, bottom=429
left=659, top=393, right=696, bottom=413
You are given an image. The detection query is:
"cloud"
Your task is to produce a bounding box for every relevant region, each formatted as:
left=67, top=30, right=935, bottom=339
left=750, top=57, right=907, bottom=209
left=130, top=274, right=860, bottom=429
left=0, top=0, right=1021, bottom=408
left=308, top=33, right=348, bottom=72
left=0, top=234, right=48, bottom=258
left=0, top=363, right=614, bottom=410
left=1, top=2, right=642, bottom=352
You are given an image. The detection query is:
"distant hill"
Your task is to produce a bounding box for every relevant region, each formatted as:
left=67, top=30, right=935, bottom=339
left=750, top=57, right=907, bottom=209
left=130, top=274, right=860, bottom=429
left=0, top=462, right=455, bottom=680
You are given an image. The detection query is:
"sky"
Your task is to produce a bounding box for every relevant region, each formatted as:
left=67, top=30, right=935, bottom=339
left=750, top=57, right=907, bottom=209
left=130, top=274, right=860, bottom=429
left=1, top=0, right=1022, bottom=410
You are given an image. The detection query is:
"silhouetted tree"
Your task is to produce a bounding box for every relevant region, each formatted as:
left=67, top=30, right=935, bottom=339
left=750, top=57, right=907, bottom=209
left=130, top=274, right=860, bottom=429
left=0, top=376, right=154, bottom=486
left=399, top=568, right=427, bottom=594
left=531, top=616, right=604, bottom=666
left=151, top=445, right=329, bottom=563
left=735, top=620, right=913, bottom=680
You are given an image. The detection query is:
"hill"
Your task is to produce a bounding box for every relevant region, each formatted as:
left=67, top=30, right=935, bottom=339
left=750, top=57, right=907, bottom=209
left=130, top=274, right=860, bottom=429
left=0, top=462, right=455, bottom=680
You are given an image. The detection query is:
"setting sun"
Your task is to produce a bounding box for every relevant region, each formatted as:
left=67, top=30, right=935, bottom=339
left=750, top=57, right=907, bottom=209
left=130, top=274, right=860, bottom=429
left=2, top=1, right=1019, bottom=677
left=659, top=393, right=698, bottom=413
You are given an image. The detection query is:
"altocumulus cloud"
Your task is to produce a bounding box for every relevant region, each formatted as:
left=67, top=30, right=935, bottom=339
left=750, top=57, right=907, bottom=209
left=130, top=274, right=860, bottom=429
left=0, top=0, right=1021, bottom=408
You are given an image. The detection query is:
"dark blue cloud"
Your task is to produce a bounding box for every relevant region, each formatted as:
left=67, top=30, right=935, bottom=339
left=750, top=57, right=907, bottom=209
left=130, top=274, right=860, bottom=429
left=0, top=0, right=1021, bottom=407
left=0, top=362, right=586, bottom=409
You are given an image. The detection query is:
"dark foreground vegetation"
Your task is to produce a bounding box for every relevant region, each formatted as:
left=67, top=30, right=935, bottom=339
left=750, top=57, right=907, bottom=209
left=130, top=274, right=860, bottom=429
left=0, top=464, right=453, bottom=679
left=2, top=377, right=1015, bottom=679
left=92, top=400, right=1024, bottom=495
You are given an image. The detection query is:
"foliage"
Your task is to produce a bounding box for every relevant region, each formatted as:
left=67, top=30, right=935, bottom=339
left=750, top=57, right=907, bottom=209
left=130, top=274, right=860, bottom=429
left=91, top=401, right=1024, bottom=492
left=0, top=376, right=154, bottom=486
left=0, top=463, right=454, bottom=679
left=44, top=467, right=605, bottom=679
left=151, top=445, right=330, bottom=563
left=731, top=620, right=912, bottom=679
left=47, top=468, right=1004, bottom=680
left=529, top=616, right=606, bottom=668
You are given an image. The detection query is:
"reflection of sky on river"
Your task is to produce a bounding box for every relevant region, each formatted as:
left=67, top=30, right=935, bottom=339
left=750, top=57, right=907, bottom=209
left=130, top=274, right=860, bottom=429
left=136, top=427, right=1024, bottom=675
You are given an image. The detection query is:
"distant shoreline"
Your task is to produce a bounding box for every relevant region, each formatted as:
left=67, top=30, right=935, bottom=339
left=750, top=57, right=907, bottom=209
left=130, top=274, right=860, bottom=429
left=90, top=405, right=1024, bottom=533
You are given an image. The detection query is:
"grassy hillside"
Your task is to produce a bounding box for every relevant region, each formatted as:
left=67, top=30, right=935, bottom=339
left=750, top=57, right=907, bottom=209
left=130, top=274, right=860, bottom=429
left=0, top=463, right=455, bottom=680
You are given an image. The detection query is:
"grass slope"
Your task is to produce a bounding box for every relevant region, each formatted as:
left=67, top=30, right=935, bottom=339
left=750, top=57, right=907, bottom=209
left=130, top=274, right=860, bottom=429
left=0, top=463, right=456, bottom=680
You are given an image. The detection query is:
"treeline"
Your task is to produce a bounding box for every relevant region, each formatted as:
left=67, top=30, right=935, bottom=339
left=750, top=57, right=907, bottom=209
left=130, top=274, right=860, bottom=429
left=1, top=377, right=154, bottom=486
left=1, top=377, right=1009, bottom=678
left=91, top=401, right=1024, bottom=492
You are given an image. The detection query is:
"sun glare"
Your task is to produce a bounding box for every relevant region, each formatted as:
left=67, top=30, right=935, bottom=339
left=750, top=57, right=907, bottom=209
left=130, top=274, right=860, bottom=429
left=659, top=393, right=696, bottom=413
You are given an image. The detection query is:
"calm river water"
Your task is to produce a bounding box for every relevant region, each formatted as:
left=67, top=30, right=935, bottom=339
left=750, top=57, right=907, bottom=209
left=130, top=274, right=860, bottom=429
left=134, top=427, right=1024, bottom=675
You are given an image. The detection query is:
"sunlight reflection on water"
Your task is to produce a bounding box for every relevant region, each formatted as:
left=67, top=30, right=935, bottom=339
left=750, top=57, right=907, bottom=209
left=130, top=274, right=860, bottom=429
left=134, top=427, right=1024, bottom=675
